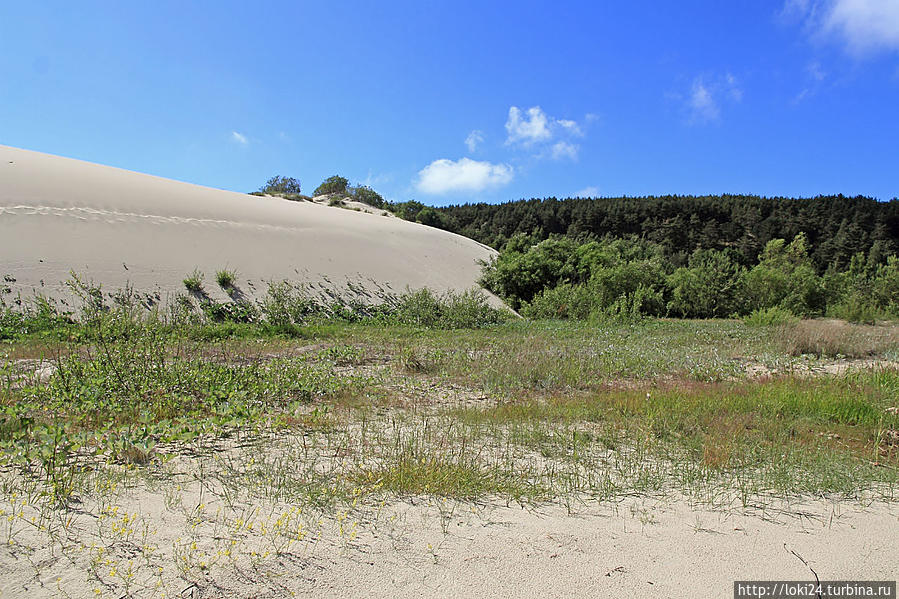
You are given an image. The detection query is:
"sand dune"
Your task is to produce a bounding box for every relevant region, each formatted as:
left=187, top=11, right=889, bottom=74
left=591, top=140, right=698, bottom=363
left=0, top=145, right=498, bottom=306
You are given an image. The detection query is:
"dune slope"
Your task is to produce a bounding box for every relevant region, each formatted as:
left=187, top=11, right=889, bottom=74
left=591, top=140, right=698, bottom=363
left=0, top=146, right=498, bottom=306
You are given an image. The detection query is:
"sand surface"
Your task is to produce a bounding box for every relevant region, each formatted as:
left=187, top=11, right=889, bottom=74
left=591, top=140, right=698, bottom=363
left=306, top=499, right=898, bottom=599
left=0, top=145, right=498, bottom=306
left=1, top=486, right=896, bottom=599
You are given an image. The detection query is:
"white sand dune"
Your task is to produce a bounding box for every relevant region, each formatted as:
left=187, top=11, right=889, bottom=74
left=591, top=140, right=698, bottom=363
left=0, top=145, right=499, bottom=307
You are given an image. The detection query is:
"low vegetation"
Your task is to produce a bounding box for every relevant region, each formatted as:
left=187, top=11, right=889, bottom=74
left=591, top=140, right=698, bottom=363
left=480, top=234, right=899, bottom=323
left=0, top=281, right=898, bottom=596
left=258, top=175, right=302, bottom=196
left=215, top=268, right=238, bottom=292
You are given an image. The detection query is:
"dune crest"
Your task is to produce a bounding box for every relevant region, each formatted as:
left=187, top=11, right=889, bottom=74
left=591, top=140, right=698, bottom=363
left=0, top=145, right=498, bottom=306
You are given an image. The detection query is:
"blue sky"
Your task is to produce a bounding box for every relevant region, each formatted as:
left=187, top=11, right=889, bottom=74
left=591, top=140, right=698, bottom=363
left=1, top=1, right=897, bottom=204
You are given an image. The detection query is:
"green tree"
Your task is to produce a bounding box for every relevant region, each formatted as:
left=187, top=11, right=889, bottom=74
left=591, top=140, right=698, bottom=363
left=668, top=249, right=744, bottom=317
left=739, top=234, right=825, bottom=316
left=314, top=175, right=349, bottom=196
left=351, top=185, right=386, bottom=208
left=259, top=175, right=301, bottom=195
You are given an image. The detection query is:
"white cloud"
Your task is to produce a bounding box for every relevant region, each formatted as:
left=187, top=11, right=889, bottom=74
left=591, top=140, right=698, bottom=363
left=725, top=73, right=743, bottom=101
left=550, top=141, right=579, bottom=161
left=689, top=79, right=720, bottom=123
left=505, top=106, right=552, bottom=146
left=362, top=169, right=392, bottom=188
left=575, top=186, right=600, bottom=197
left=682, top=73, right=742, bottom=124
left=415, top=158, right=513, bottom=195
left=794, top=61, right=828, bottom=103
left=231, top=131, right=248, bottom=145
left=808, top=61, right=827, bottom=81
left=503, top=106, right=588, bottom=160
left=787, top=0, right=899, bottom=54
left=557, top=119, right=584, bottom=136
left=825, top=0, right=899, bottom=53
left=465, top=130, right=485, bottom=153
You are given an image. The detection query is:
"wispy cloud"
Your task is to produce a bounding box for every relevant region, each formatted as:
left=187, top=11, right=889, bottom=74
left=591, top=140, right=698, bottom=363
left=362, top=169, right=392, bottom=189
left=575, top=185, right=600, bottom=197
left=415, top=158, right=513, bottom=195
left=557, top=119, right=584, bottom=137
left=465, top=130, right=485, bottom=153
left=689, top=79, right=720, bottom=123
left=683, top=73, right=742, bottom=124
left=231, top=131, right=248, bottom=145
left=793, top=61, right=828, bottom=103
left=786, top=0, right=899, bottom=55
left=550, top=141, right=580, bottom=161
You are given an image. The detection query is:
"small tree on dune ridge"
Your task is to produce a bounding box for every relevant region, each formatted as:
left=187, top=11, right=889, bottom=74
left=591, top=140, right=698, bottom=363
left=259, top=176, right=302, bottom=195
left=313, top=175, right=349, bottom=197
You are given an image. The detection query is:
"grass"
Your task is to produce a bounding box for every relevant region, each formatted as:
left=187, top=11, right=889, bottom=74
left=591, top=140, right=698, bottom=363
left=778, top=318, right=899, bottom=358
left=183, top=269, right=204, bottom=294
left=2, top=312, right=896, bottom=504
left=0, top=289, right=898, bottom=595
left=215, top=268, right=238, bottom=290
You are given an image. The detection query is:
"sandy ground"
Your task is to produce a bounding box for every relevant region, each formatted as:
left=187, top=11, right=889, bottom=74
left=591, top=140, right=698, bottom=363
left=305, top=499, right=899, bottom=599
left=1, top=484, right=895, bottom=599
left=0, top=145, right=499, bottom=306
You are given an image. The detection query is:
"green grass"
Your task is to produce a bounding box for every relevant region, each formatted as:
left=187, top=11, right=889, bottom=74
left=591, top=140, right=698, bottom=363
left=215, top=268, right=238, bottom=290
left=1, top=295, right=898, bottom=508
left=183, top=269, right=204, bottom=294
left=3, top=288, right=899, bottom=599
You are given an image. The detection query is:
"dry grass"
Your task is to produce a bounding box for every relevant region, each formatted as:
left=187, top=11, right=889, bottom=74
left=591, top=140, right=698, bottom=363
left=778, top=319, right=899, bottom=359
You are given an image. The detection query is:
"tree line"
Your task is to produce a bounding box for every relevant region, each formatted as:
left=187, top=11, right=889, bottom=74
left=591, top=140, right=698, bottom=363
left=480, top=233, right=899, bottom=323
left=409, top=194, right=899, bottom=273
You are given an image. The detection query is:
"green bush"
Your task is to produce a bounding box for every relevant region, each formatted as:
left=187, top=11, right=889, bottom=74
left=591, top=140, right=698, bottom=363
left=259, top=175, right=301, bottom=195
left=588, top=260, right=667, bottom=316
left=392, top=200, right=426, bottom=221
left=314, top=175, right=349, bottom=197
left=739, top=234, right=825, bottom=316
left=828, top=294, right=883, bottom=325
left=351, top=186, right=386, bottom=209
left=393, top=288, right=508, bottom=329
left=743, top=306, right=798, bottom=327
left=668, top=249, right=744, bottom=318
left=521, top=283, right=596, bottom=320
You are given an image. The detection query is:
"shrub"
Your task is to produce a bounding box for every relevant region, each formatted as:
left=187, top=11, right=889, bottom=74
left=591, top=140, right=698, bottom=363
left=739, top=234, right=825, bottom=316
left=259, top=281, right=328, bottom=326
left=743, top=306, right=798, bottom=327
left=668, top=249, right=744, bottom=318
left=392, top=288, right=508, bottom=329
left=480, top=237, right=584, bottom=309
left=259, top=175, right=301, bottom=195
left=314, top=175, right=349, bottom=197
left=201, top=298, right=258, bottom=323
left=351, top=186, right=386, bottom=208
left=588, top=261, right=667, bottom=316
left=828, top=295, right=883, bottom=325
left=392, top=200, right=426, bottom=221
left=522, top=283, right=596, bottom=320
